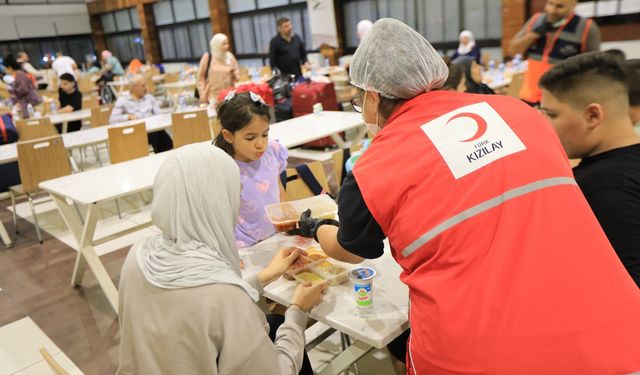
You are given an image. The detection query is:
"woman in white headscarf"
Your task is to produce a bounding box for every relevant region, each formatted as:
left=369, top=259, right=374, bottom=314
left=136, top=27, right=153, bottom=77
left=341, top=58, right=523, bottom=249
left=356, top=19, right=373, bottom=43
left=117, top=144, right=327, bottom=375
left=197, top=33, right=239, bottom=104
left=451, top=30, right=481, bottom=64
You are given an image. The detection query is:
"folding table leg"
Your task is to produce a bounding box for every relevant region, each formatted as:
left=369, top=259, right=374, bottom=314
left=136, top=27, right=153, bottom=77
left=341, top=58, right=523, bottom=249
left=0, top=220, right=12, bottom=248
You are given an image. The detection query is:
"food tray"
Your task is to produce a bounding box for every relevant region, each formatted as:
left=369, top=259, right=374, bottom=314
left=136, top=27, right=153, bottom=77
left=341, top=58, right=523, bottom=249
left=265, top=195, right=338, bottom=232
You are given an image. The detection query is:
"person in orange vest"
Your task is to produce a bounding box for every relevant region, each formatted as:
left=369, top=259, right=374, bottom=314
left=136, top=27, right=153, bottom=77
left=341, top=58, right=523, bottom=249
left=508, top=0, right=601, bottom=106
left=296, top=18, right=640, bottom=375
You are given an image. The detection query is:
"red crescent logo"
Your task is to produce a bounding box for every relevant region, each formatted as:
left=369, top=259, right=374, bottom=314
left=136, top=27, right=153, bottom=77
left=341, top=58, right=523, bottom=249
left=446, top=112, right=488, bottom=142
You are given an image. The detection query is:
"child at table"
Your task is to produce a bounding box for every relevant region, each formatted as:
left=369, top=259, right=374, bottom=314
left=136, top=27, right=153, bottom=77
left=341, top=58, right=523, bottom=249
left=215, top=91, right=288, bottom=248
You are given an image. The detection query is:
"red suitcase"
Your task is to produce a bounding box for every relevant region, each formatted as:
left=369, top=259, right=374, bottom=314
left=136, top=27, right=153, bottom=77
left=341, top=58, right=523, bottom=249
left=292, top=82, right=340, bottom=148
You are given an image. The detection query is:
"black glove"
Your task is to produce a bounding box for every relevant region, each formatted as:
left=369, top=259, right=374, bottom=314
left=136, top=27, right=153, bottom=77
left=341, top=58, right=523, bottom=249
left=296, top=209, right=339, bottom=241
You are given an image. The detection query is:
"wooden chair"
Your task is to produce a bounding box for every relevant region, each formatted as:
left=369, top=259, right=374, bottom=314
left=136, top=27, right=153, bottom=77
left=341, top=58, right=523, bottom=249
left=10, top=135, right=72, bottom=243
left=15, top=118, right=58, bottom=141
left=77, top=75, right=96, bottom=95
left=164, top=72, right=180, bottom=83
left=90, top=104, right=114, bottom=128
left=506, top=72, right=525, bottom=98
left=320, top=44, right=337, bottom=66
left=331, top=143, right=364, bottom=192
left=281, top=161, right=329, bottom=201
left=238, top=67, right=250, bottom=82
left=82, top=95, right=100, bottom=110
left=259, top=66, right=272, bottom=78
left=171, top=110, right=212, bottom=148
left=107, top=122, right=149, bottom=164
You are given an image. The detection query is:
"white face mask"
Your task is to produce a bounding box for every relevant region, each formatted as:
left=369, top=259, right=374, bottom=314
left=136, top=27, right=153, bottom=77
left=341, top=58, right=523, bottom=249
left=362, top=91, right=381, bottom=135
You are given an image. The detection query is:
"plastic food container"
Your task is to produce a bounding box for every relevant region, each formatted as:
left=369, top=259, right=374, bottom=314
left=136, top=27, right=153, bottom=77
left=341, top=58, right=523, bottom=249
left=265, top=195, right=338, bottom=232
left=284, top=247, right=349, bottom=285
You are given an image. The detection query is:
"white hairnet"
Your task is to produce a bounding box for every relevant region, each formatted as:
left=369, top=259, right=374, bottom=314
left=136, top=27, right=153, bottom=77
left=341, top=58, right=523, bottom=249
left=350, top=18, right=449, bottom=100
left=357, top=20, right=373, bottom=41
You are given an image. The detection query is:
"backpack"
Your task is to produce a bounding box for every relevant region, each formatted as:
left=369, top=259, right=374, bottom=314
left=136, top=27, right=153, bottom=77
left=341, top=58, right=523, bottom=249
left=0, top=113, right=18, bottom=145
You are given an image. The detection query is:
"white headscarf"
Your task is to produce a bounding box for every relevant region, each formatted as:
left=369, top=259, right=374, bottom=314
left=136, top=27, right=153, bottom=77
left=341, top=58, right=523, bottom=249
left=136, top=143, right=259, bottom=301
left=457, top=30, right=476, bottom=56
left=357, top=20, right=373, bottom=41
left=210, top=33, right=233, bottom=64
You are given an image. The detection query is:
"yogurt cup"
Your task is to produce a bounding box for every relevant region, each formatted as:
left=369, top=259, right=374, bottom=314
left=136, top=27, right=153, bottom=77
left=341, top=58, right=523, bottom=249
left=349, top=267, right=376, bottom=308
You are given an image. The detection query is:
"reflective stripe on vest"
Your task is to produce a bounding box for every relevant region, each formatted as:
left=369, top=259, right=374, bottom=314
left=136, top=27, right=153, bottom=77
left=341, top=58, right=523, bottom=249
left=401, top=176, right=577, bottom=257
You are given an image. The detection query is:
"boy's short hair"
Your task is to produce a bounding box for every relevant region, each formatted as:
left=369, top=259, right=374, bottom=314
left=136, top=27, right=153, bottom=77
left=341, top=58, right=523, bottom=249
left=624, top=59, right=640, bottom=107
left=539, top=52, right=628, bottom=108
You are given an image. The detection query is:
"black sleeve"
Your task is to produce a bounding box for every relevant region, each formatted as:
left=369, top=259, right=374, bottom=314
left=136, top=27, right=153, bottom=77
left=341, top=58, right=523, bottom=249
left=336, top=172, right=386, bottom=259
left=298, top=35, right=307, bottom=64
left=269, top=38, right=278, bottom=71
left=70, top=90, right=82, bottom=111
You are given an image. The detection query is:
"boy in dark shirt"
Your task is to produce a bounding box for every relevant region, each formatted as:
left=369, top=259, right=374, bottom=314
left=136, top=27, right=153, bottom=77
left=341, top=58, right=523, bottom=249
left=540, top=52, right=640, bottom=287
left=57, top=72, right=83, bottom=133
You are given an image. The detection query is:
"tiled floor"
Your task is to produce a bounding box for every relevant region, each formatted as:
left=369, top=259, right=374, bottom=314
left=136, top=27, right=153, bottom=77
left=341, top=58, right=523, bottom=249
left=0, top=143, right=401, bottom=374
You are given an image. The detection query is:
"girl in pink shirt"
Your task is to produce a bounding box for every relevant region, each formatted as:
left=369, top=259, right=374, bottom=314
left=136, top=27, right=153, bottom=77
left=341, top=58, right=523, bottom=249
left=215, top=91, right=288, bottom=248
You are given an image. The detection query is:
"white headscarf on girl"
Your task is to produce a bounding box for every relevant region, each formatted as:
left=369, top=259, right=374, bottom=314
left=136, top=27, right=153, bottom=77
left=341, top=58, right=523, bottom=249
left=136, top=143, right=259, bottom=301
left=210, top=33, right=233, bottom=64
left=457, top=30, right=476, bottom=56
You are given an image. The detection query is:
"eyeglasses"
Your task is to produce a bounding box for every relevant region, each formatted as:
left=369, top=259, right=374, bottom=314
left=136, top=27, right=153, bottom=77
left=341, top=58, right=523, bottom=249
left=350, top=95, right=362, bottom=113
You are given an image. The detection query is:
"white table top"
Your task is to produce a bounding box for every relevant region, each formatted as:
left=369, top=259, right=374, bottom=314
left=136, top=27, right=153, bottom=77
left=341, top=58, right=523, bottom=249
left=40, top=152, right=168, bottom=204
left=49, top=109, right=91, bottom=124
left=269, top=111, right=362, bottom=149
left=158, top=80, right=196, bottom=89
left=0, top=107, right=215, bottom=165
left=37, top=111, right=363, bottom=204
left=239, top=234, right=409, bottom=349
left=107, top=81, right=130, bottom=87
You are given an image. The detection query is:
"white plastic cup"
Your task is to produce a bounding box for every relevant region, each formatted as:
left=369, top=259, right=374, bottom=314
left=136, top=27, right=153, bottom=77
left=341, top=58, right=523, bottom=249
left=350, top=267, right=376, bottom=308
left=313, top=103, right=323, bottom=114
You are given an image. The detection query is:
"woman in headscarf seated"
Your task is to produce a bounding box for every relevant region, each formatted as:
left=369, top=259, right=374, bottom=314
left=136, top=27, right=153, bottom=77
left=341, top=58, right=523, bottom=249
left=453, top=56, right=495, bottom=95
left=117, top=143, right=327, bottom=375
left=451, top=30, right=481, bottom=64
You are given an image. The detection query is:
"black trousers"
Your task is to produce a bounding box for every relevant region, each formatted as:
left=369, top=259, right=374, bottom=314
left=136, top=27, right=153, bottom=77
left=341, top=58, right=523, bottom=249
left=387, top=328, right=411, bottom=363
left=266, top=314, right=314, bottom=375
left=147, top=130, right=173, bottom=153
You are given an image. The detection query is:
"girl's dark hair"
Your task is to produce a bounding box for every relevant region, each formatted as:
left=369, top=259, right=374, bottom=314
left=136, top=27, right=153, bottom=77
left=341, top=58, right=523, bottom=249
left=442, top=63, right=464, bottom=91
left=214, top=91, right=273, bottom=156
left=3, top=54, right=23, bottom=71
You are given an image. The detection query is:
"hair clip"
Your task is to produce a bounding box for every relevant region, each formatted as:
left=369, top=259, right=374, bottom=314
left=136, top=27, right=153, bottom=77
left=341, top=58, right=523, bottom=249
left=223, top=91, right=237, bottom=102
left=249, top=91, right=266, bottom=105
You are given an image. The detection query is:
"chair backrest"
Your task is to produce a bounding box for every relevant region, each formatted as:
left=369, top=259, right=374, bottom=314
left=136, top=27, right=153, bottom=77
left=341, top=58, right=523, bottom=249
left=78, top=75, right=96, bottom=95
left=320, top=44, right=337, bottom=66
left=107, top=122, right=149, bottom=164
left=145, top=75, right=156, bottom=94
left=15, top=117, right=58, bottom=141
left=171, top=109, right=212, bottom=148
left=90, top=104, right=114, bottom=128
left=259, top=66, right=272, bottom=78
left=506, top=72, right=525, bottom=98
left=238, top=67, right=250, bottom=82
left=331, top=143, right=364, bottom=191
left=164, top=72, right=180, bottom=83
left=282, top=161, right=329, bottom=201
left=82, top=95, right=100, bottom=110
left=16, top=135, right=71, bottom=193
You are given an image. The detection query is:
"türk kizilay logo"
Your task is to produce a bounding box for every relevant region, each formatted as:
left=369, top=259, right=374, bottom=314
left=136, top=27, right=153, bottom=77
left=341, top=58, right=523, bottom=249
left=421, top=102, right=526, bottom=179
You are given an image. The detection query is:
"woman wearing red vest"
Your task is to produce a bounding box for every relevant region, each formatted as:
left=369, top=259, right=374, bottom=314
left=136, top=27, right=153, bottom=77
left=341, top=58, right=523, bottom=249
left=297, top=18, right=640, bottom=375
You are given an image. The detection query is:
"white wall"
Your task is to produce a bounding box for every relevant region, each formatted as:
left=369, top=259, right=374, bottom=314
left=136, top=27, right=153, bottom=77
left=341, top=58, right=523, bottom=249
left=602, top=40, right=640, bottom=59
left=0, top=4, right=90, bottom=41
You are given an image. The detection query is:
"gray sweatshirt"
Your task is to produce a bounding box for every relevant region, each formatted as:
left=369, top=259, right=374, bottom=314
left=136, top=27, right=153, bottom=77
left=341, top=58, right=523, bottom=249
left=117, top=243, right=308, bottom=374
